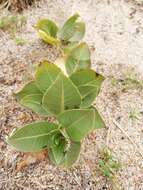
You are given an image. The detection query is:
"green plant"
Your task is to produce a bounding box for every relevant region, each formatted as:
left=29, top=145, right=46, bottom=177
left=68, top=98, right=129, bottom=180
left=129, top=107, right=140, bottom=121
left=0, top=15, right=27, bottom=32
left=110, top=69, right=143, bottom=90
left=98, top=147, right=122, bottom=190
left=34, top=13, right=85, bottom=46
left=7, top=14, right=105, bottom=168
left=15, top=37, right=27, bottom=45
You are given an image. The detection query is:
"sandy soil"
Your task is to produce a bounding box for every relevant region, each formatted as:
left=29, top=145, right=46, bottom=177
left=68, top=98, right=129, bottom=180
left=0, top=0, right=143, bottom=189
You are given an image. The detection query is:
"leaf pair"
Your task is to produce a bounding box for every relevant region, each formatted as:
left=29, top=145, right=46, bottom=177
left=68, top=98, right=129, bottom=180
left=35, top=14, right=85, bottom=45
left=8, top=108, right=104, bottom=150
left=7, top=108, right=104, bottom=167
left=7, top=121, right=81, bottom=168
left=15, top=61, right=82, bottom=116
left=15, top=62, right=104, bottom=115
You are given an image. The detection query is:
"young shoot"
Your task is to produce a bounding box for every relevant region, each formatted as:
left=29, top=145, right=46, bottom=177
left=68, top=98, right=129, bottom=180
left=7, top=14, right=105, bottom=168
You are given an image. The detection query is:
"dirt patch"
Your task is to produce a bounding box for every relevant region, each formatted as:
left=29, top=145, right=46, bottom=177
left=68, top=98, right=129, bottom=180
left=0, top=0, right=143, bottom=189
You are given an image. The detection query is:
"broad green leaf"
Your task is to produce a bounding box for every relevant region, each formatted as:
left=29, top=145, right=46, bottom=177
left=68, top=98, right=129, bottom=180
left=14, top=81, right=49, bottom=115
left=57, top=14, right=85, bottom=42
left=58, top=109, right=94, bottom=141
left=60, top=142, right=81, bottom=168
left=38, top=30, right=60, bottom=45
left=69, top=22, right=85, bottom=42
left=58, top=108, right=105, bottom=141
left=48, top=138, right=67, bottom=165
left=70, top=69, right=105, bottom=107
left=43, top=72, right=81, bottom=115
left=35, top=61, right=61, bottom=93
left=15, top=81, right=42, bottom=100
left=65, top=43, right=91, bottom=75
left=79, top=85, right=98, bottom=108
left=20, top=94, right=50, bottom=116
left=7, top=122, right=60, bottom=152
left=57, top=14, right=79, bottom=41
left=80, top=78, right=105, bottom=108
left=69, top=42, right=90, bottom=61
left=70, top=69, right=97, bottom=87
left=66, top=57, right=91, bottom=76
left=35, top=19, right=59, bottom=45
left=35, top=19, right=58, bottom=37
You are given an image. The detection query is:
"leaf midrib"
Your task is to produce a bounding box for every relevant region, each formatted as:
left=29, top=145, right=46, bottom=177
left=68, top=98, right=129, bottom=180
left=61, top=78, right=64, bottom=112
left=9, top=129, right=58, bottom=141
left=76, top=79, right=100, bottom=87
left=20, top=93, right=42, bottom=102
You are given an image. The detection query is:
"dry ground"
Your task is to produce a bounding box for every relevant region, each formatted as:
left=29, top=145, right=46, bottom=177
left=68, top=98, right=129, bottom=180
left=0, top=0, right=143, bottom=189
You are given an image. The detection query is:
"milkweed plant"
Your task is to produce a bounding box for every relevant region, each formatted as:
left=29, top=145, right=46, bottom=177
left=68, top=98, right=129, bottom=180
left=7, top=14, right=105, bottom=168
